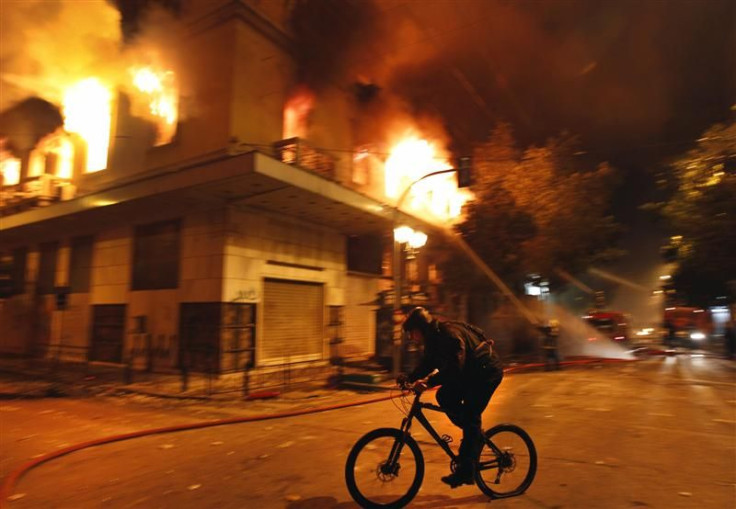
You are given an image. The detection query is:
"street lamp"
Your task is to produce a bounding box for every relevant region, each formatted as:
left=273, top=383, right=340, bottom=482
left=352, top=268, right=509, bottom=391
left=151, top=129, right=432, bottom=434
left=392, top=225, right=427, bottom=375
left=391, top=168, right=459, bottom=378
left=392, top=225, right=427, bottom=377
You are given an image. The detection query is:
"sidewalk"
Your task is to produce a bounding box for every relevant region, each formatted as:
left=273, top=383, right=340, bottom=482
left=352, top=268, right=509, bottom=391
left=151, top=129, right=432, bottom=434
left=2, top=341, right=715, bottom=404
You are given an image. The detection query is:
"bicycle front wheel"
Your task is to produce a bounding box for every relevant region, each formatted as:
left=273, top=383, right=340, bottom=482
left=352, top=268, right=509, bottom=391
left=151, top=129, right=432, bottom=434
left=345, top=428, right=424, bottom=509
left=475, top=423, right=537, bottom=498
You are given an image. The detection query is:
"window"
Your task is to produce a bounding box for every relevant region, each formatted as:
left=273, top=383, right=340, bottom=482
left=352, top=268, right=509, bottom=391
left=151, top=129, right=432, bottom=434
left=11, top=247, right=27, bottom=295
left=132, top=219, right=180, bottom=290
left=37, top=242, right=58, bottom=295
left=69, top=235, right=94, bottom=293
left=347, top=234, right=383, bottom=275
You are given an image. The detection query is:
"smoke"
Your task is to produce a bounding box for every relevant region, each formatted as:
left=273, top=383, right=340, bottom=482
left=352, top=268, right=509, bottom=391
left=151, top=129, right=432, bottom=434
left=0, top=0, right=122, bottom=110
left=289, top=0, right=736, bottom=159
left=0, top=0, right=191, bottom=140
left=0, top=98, right=63, bottom=156
left=117, top=3, right=193, bottom=122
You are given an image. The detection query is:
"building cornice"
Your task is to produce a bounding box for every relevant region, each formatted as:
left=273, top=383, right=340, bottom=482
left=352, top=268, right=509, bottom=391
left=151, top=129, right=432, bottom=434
left=187, top=0, right=293, bottom=53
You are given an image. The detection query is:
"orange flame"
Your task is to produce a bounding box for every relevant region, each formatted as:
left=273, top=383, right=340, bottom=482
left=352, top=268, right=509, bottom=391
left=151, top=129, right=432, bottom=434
left=28, top=130, right=75, bottom=180
left=385, top=136, right=471, bottom=222
left=63, top=78, right=112, bottom=172
left=131, top=66, right=178, bottom=145
left=0, top=141, right=21, bottom=186
left=283, top=87, right=315, bottom=139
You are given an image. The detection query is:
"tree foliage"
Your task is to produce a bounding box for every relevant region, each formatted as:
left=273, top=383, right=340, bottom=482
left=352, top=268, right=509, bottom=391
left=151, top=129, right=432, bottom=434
left=442, top=123, right=622, bottom=294
left=658, top=115, right=736, bottom=304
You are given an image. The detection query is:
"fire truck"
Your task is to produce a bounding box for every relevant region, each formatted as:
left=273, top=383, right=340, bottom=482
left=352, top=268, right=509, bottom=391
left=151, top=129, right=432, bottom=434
left=583, top=310, right=631, bottom=343
left=663, top=306, right=713, bottom=346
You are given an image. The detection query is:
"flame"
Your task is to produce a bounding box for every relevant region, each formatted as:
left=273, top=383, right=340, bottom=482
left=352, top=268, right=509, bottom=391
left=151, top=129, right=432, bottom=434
left=28, top=131, right=75, bottom=179
left=385, top=136, right=471, bottom=222
left=283, top=87, right=315, bottom=139
left=131, top=66, right=178, bottom=145
left=63, top=78, right=112, bottom=172
left=0, top=144, right=21, bottom=185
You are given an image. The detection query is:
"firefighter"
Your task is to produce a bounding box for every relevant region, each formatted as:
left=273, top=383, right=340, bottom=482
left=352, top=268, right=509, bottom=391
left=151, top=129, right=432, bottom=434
left=541, top=318, right=561, bottom=371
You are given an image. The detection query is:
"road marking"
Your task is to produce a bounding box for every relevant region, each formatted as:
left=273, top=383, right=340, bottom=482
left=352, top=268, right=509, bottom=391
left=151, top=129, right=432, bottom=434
left=648, top=412, right=674, bottom=417
left=680, top=378, right=736, bottom=387
left=711, top=419, right=736, bottom=425
left=632, top=424, right=733, bottom=438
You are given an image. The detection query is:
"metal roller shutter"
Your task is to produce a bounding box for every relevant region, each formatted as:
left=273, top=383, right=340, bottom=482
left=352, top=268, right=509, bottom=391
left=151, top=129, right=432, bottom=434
left=262, top=279, right=324, bottom=362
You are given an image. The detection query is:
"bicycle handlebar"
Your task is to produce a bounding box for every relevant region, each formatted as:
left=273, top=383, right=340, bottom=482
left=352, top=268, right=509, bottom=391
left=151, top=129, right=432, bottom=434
left=398, top=381, right=428, bottom=395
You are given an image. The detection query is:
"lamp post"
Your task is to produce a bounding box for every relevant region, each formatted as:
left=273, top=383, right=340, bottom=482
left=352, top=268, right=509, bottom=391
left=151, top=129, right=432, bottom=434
left=391, top=168, right=457, bottom=378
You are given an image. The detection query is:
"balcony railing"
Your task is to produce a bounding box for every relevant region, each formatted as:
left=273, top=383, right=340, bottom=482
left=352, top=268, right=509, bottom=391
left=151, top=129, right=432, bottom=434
left=273, top=137, right=336, bottom=180
left=0, top=173, right=76, bottom=216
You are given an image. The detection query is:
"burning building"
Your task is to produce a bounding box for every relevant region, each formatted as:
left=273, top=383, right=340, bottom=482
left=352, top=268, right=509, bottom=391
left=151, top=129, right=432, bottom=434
left=0, top=0, right=469, bottom=387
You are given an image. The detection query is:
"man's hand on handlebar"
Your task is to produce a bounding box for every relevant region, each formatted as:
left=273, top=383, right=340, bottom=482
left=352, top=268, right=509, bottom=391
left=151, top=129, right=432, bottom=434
left=411, top=381, right=428, bottom=393
left=396, top=374, right=427, bottom=393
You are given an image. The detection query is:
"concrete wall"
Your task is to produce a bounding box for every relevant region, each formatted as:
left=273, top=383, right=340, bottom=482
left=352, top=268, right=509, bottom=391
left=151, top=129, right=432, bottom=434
left=223, top=207, right=345, bottom=305
left=0, top=208, right=227, bottom=365
left=307, top=87, right=356, bottom=185
left=224, top=206, right=377, bottom=364
left=230, top=19, right=292, bottom=149
left=343, top=273, right=380, bottom=358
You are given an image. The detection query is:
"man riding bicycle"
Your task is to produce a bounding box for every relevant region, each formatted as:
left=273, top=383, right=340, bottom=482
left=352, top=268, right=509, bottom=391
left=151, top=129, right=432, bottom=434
left=397, top=307, right=504, bottom=488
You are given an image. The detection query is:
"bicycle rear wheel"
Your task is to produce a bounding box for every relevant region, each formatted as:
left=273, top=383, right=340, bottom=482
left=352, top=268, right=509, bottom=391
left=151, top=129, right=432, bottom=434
left=345, top=428, right=424, bottom=509
left=475, top=423, right=537, bottom=498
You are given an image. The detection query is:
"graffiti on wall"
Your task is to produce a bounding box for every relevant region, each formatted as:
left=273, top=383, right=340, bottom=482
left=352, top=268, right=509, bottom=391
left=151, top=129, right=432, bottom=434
left=232, top=288, right=258, bottom=302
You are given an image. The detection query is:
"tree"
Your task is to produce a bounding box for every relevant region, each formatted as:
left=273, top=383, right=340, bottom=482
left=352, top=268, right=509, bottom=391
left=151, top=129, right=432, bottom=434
left=658, top=115, right=736, bottom=305
left=442, top=124, right=622, bottom=296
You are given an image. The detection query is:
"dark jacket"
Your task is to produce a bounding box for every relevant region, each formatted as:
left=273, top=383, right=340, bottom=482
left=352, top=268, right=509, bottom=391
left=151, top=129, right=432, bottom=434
left=408, top=320, right=503, bottom=387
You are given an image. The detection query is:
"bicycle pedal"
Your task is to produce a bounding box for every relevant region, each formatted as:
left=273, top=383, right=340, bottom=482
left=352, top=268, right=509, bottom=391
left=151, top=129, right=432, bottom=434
left=441, top=434, right=453, bottom=444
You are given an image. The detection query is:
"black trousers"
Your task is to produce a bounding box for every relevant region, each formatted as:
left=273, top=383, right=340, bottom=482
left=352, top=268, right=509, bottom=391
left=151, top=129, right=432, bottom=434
left=435, top=374, right=503, bottom=470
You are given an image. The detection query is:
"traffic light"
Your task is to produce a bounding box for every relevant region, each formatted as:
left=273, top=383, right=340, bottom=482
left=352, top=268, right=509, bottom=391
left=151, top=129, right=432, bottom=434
left=456, top=156, right=472, bottom=188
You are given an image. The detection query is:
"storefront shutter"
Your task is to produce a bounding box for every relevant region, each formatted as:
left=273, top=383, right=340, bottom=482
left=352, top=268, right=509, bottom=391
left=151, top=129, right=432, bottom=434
left=262, top=279, right=324, bottom=363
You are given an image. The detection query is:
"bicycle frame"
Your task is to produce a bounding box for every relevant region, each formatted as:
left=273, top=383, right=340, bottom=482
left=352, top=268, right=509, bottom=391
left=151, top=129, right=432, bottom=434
left=401, top=392, right=457, bottom=460
left=388, top=389, right=507, bottom=474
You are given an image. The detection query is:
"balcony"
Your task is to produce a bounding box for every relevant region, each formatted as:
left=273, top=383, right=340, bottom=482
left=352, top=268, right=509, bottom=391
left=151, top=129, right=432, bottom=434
left=273, top=137, right=336, bottom=180
left=0, top=174, right=76, bottom=216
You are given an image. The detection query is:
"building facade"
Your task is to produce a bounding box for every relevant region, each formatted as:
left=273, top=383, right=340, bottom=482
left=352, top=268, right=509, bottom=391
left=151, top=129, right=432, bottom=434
left=0, top=0, right=446, bottom=386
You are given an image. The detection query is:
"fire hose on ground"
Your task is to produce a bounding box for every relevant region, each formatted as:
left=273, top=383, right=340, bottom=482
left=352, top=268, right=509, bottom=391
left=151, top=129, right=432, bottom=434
left=0, top=356, right=639, bottom=506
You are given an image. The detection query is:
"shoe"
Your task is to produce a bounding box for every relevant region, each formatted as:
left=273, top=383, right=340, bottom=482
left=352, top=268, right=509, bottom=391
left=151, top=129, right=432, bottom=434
left=441, top=470, right=474, bottom=488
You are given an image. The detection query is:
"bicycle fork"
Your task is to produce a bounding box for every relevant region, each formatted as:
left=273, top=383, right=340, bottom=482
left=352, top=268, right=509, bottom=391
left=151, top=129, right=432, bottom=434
left=381, top=416, right=413, bottom=476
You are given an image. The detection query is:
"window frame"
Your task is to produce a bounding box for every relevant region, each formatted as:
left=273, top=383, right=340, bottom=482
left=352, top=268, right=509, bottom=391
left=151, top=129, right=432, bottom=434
left=131, top=219, right=181, bottom=291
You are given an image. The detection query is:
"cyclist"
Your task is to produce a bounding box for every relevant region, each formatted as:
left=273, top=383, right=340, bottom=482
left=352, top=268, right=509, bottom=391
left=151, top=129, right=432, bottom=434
left=397, top=307, right=504, bottom=488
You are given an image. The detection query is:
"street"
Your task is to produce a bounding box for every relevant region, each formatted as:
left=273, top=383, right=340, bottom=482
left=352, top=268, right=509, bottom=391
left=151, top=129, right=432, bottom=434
left=2, top=355, right=735, bottom=508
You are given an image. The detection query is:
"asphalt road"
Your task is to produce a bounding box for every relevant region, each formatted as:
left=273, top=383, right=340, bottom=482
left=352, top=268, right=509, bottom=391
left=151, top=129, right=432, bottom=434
left=2, top=355, right=735, bottom=508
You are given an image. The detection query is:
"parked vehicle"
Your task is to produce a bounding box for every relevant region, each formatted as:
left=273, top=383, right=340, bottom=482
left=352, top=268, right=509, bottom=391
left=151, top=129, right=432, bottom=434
left=583, top=311, right=630, bottom=343
left=663, top=306, right=713, bottom=347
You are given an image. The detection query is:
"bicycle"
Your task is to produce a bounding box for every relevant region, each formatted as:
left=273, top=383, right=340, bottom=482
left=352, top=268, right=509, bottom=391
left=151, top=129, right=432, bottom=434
left=345, top=382, right=537, bottom=508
